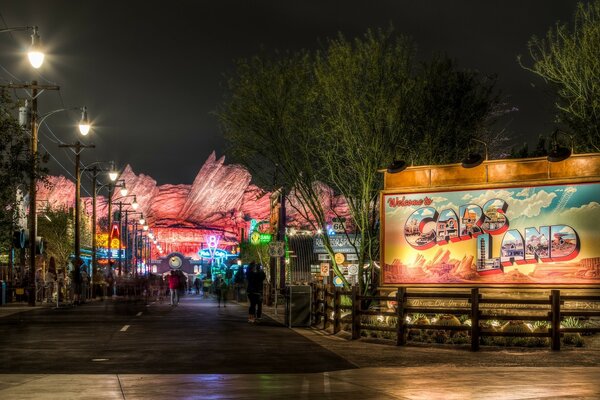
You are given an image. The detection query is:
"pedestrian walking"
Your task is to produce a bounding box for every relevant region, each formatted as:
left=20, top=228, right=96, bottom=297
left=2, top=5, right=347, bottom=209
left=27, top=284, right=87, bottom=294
left=246, top=261, right=266, bottom=323
left=168, top=270, right=180, bottom=306
left=193, top=277, right=201, bottom=295
left=216, top=277, right=228, bottom=307
left=202, top=277, right=211, bottom=298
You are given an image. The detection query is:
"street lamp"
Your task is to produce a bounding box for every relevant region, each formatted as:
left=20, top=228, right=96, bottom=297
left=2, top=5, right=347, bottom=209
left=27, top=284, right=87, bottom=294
left=461, top=138, right=488, bottom=169
left=0, top=25, right=45, bottom=69
left=78, top=107, right=91, bottom=136
left=111, top=195, right=139, bottom=276
left=83, top=161, right=116, bottom=291
left=58, top=122, right=96, bottom=295
left=547, top=129, right=574, bottom=162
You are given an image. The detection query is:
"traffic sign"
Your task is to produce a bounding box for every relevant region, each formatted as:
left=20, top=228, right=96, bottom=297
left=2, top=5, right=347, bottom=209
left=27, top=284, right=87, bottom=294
left=334, top=253, right=345, bottom=264
left=268, top=241, right=285, bottom=257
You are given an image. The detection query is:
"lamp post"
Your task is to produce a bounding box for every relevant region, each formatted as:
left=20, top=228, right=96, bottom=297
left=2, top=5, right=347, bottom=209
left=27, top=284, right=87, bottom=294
left=1, top=25, right=49, bottom=306
left=106, top=178, right=127, bottom=277
left=120, top=210, right=143, bottom=276
left=58, top=142, right=95, bottom=262
left=84, top=162, right=117, bottom=290
left=57, top=110, right=94, bottom=298
left=110, top=190, right=138, bottom=276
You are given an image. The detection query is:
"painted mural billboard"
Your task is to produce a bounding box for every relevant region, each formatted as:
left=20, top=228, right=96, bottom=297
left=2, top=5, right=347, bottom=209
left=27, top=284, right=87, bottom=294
left=382, top=182, right=600, bottom=285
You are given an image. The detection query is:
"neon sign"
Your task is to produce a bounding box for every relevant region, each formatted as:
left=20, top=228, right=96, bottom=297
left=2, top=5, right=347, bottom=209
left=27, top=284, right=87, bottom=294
left=199, top=248, right=229, bottom=259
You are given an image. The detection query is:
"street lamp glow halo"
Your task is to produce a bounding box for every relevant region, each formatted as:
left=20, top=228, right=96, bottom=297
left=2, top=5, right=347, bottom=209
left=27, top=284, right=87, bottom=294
left=79, top=123, right=90, bottom=136
left=131, top=197, right=139, bottom=210
left=28, top=27, right=44, bottom=68
left=120, top=186, right=128, bottom=197
left=78, top=106, right=90, bottom=135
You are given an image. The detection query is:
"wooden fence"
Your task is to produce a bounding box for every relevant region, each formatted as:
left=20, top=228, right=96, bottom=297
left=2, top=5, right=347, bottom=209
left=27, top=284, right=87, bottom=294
left=311, top=285, right=600, bottom=351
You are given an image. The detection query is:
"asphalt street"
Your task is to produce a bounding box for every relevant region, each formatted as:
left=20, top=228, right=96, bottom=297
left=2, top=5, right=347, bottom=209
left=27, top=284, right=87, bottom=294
left=1, top=296, right=599, bottom=399
left=0, top=295, right=355, bottom=374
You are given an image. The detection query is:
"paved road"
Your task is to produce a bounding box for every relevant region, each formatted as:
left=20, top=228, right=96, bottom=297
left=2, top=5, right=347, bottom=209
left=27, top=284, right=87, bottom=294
left=2, top=297, right=599, bottom=399
left=0, top=295, right=355, bottom=374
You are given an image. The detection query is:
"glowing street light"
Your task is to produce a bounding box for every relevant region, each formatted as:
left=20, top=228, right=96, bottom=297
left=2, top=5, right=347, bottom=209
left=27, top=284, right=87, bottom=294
left=131, top=196, right=139, bottom=210
left=120, top=184, right=128, bottom=197
left=78, top=106, right=91, bottom=135
left=27, top=26, right=44, bottom=68
left=0, top=25, right=44, bottom=68
left=108, top=162, right=119, bottom=182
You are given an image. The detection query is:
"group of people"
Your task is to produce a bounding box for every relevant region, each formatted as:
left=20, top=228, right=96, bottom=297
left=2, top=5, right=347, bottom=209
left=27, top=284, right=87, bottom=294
left=165, top=261, right=267, bottom=323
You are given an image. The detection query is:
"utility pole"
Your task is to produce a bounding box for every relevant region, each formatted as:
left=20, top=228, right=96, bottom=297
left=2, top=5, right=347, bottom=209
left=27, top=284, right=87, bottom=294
left=59, top=141, right=95, bottom=297
left=4, top=81, right=60, bottom=306
left=90, top=166, right=98, bottom=289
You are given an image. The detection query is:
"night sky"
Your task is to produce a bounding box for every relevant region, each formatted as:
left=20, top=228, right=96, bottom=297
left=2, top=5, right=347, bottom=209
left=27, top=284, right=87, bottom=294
left=0, top=0, right=584, bottom=189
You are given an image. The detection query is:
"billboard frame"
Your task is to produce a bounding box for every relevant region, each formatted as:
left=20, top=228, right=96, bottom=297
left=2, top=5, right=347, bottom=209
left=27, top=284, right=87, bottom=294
left=380, top=153, right=600, bottom=289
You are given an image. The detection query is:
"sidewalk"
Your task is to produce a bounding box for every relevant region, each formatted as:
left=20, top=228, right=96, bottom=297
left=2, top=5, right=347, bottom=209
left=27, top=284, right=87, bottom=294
left=0, top=303, right=44, bottom=318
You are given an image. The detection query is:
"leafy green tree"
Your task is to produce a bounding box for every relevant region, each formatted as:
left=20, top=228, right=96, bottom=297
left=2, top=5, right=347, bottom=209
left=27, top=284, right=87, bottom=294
left=218, top=51, right=349, bottom=283
left=0, top=93, right=30, bottom=254
left=220, top=29, right=505, bottom=291
left=37, top=206, right=73, bottom=272
left=408, top=56, right=501, bottom=165
left=520, top=0, right=600, bottom=152
left=314, top=29, right=414, bottom=290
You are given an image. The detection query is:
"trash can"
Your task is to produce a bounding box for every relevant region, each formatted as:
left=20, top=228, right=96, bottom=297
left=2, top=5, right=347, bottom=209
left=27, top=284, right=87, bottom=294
left=0, top=281, right=6, bottom=305
left=285, top=285, right=311, bottom=327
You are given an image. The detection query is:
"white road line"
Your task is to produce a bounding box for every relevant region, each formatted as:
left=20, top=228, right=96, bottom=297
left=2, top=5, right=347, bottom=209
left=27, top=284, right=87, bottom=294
left=136, top=312, right=142, bottom=317
left=120, top=325, right=130, bottom=332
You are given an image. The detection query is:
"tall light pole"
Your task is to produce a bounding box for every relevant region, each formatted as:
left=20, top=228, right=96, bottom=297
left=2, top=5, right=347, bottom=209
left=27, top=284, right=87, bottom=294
left=14, top=83, right=62, bottom=306
left=59, top=142, right=95, bottom=261
left=88, top=163, right=118, bottom=289
left=1, top=25, right=46, bottom=305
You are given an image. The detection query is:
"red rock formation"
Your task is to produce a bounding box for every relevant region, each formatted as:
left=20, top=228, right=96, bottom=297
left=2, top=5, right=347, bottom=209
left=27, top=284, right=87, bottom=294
left=37, top=153, right=350, bottom=236
left=37, top=176, right=75, bottom=210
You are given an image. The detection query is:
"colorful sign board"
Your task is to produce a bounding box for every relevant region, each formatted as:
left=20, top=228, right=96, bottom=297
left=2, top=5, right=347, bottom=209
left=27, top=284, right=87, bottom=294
left=198, top=248, right=229, bottom=259
left=250, top=232, right=272, bottom=245
left=382, top=182, right=600, bottom=285
left=96, top=233, right=123, bottom=250
left=314, top=234, right=361, bottom=254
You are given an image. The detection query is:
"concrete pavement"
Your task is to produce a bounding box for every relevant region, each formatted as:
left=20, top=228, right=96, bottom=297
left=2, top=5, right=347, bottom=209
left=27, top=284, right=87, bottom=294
left=0, top=367, right=599, bottom=399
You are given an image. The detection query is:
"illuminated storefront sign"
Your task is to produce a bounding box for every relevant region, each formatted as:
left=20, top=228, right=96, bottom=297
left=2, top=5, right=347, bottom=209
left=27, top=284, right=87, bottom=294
left=250, top=232, right=272, bottom=244
left=382, top=182, right=600, bottom=285
left=96, top=248, right=125, bottom=259
left=314, top=234, right=361, bottom=254
left=96, top=233, right=123, bottom=250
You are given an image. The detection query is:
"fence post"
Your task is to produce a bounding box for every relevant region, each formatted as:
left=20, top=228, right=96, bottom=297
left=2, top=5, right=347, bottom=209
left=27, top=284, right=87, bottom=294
left=396, top=287, right=406, bottom=346
left=322, top=287, right=329, bottom=330
left=333, top=288, right=341, bottom=334
left=551, top=289, right=561, bottom=351
left=470, top=288, right=480, bottom=351
left=310, top=283, right=317, bottom=326
left=351, top=285, right=360, bottom=340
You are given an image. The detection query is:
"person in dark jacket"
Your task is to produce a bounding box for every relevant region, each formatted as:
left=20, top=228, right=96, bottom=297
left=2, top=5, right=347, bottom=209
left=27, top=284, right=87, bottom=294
left=167, top=270, right=180, bottom=306
left=246, top=261, right=266, bottom=323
